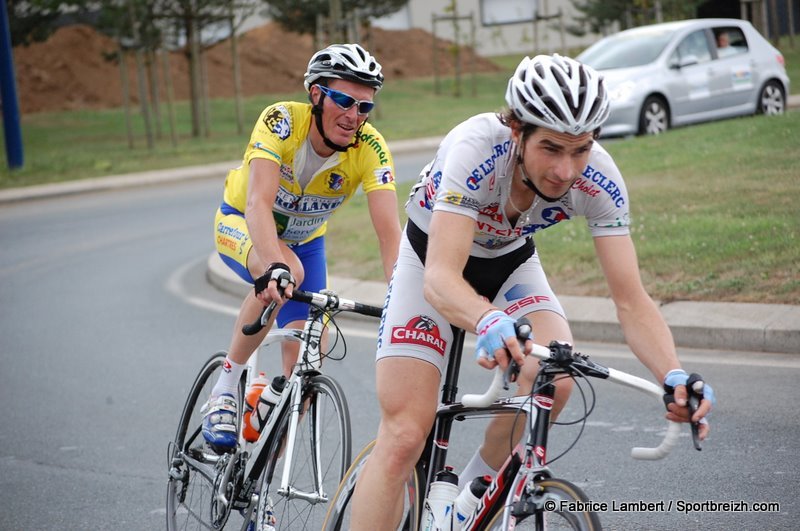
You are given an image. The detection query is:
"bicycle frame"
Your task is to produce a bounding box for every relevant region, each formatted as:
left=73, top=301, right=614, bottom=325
left=410, top=329, right=681, bottom=530
left=235, top=302, right=330, bottom=509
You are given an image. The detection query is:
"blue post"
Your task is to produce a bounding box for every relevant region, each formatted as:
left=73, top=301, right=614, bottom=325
left=0, top=0, right=24, bottom=170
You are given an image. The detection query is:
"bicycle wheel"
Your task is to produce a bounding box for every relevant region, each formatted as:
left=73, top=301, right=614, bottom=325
left=322, top=440, right=420, bottom=531
left=486, top=476, right=601, bottom=531
left=254, top=374, right=352, bottom=530
left=166, top=351, right=244, bottom=530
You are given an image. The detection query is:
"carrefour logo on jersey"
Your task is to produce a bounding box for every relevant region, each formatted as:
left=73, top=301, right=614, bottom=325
left=275, top=188, right=346, bottom=214
left=580, top=165, right=625, bottom=208
left=465, top=140, right=512, bottom=190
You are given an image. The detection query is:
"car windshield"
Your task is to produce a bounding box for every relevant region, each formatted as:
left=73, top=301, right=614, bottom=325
left=578, top=28, right=677, bottom=69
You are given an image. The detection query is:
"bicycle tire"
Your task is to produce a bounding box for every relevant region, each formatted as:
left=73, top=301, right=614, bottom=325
left=166, top=351, right=245, bottom=531
left=321, top=440, right=420, bottom=531
left=485, top=476, right=601, bottom=531
left=253, top=374, right=352, bottom=530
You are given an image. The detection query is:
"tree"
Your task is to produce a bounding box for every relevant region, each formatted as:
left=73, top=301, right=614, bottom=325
left=570, top=0, right=703, bottom=35
left=263, top=0, right=407, bottom=36
left=7, top=0, right=88, bottom=46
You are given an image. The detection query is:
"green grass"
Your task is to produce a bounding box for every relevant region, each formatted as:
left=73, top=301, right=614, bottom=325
left=2, top=46, right=799, bottom=304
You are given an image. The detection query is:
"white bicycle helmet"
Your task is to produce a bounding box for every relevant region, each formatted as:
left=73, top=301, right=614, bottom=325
left=505, top=54, right=609, bottom=135
left=304, top=43, right=384, bottom=91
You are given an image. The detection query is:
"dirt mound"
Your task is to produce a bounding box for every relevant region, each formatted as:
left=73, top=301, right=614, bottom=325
left=13, top=23, right=501, bottom=114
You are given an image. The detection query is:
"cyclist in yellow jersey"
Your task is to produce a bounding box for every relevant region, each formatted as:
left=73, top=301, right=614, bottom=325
left=203, top=44, right=401, bottom=452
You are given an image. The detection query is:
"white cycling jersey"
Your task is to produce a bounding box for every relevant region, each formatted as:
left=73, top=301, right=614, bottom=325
left=377, top=113, right=634, bottom=371
left=406, top=112, right=631, bottom=258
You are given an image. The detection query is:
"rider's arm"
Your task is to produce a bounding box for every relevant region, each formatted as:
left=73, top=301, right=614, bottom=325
left=594, top=234, right=712, bottom=431
left=365, top=189, right=402, bottom=283
left=424, top=210, right=488, bottom=329
left=425, top=210, right=527, bottom=368
left=246, top=158, right=293, bottom=303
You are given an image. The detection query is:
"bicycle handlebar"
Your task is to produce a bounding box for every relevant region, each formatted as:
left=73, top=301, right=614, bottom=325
left=242, top=288, right=383, bottom=336
left=461, top=342, right=681, bottom=460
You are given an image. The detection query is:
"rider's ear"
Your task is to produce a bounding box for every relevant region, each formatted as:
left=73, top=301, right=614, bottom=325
left=309, top=84, right=322, bottom=106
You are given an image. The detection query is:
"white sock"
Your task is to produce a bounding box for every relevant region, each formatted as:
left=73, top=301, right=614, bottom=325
left=459, top=448, right=497, bottom=489
left=211, top=356, right=247, bottom=398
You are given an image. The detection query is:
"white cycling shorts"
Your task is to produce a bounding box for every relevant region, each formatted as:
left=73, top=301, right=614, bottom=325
left=376, top=233, right=565, bottom=374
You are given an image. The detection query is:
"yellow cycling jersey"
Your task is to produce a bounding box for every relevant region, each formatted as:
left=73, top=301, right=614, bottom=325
left=222, top=101, right=396, bottom=244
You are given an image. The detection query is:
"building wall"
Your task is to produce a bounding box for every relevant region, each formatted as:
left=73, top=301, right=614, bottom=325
left=373, top=0, right=604, bottom=57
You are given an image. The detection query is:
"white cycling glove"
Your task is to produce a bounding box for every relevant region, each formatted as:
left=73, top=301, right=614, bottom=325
left=475, top=310, right=519, bottom=360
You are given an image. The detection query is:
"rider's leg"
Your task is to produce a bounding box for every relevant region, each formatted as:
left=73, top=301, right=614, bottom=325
left=212, top=240, right=304, bottom=394
left=350, top=356, right=441, bottom=530
left=271, top=236, right=328, bottom=377
left=460, top=310, right=573, bottom=482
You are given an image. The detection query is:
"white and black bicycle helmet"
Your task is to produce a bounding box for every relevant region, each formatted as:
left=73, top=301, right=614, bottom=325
left=304, top=43, right=384, bottom=91
left=505, top=54, right=609, bottom=135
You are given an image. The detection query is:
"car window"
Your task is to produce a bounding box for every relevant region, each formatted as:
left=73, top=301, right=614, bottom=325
left=713, top=26, right=748, bottom=58
left=674, top=30, right=712, bottom=64
left=578, top=28, right=676, bottom=69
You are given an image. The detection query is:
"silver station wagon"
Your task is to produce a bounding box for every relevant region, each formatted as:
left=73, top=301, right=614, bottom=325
left=576, top=18, right=790, bottom=137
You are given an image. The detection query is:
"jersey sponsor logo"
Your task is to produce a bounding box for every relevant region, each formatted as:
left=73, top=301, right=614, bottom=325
left=263, top=105, right=291, bottom=140
left=358, top=132, right=390, bottom=165
left=465, top=140, right=512, bottom=191
left=390, top=315, right=447, bottom=356
left=441, top=190, right=481, bottom=211
left=571, top=177, right=601, bottom=198
left=581, top=164, right=626, bottom=207
left=328, top=172, right=344, bottom=191
left=279, top=164, right=294, bottom=184
left=374, top=166, right=394, bottom=185
left=505, top=294, right=552, bottom=315
left=418, top=170, right=442, bottom=210
left=275, top=188, right=346, bottom=214
left=479, top=202, right=504, bottom=223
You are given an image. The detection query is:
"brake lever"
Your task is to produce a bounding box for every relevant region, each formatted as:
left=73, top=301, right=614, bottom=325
left=686, top=373, right=704, bottom=451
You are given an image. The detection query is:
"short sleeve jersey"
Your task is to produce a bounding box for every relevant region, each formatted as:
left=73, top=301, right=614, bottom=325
left=222, top=101, right=396, bottom=244
left=406, top=113, right=630, bottom=258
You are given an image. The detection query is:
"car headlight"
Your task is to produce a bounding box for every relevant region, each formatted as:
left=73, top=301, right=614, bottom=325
left=609, top=81, right=636, bottom=103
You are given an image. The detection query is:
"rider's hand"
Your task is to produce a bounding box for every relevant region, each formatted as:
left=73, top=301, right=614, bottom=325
left=253, top=262, right=295, bottom=306
left=663, top=369, right=715, bottom=440
left=475, top=310, right=531, bottom=370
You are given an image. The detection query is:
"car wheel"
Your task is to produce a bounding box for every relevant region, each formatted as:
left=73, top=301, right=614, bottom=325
left=638, top=96, right=669, bottom=135
left=757, top=80, right=785, bottom=115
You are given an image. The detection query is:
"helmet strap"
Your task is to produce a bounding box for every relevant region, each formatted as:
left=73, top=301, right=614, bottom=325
left=311, top=91, right=362, bottom=152
left=517, top=153, right=566, bottom=203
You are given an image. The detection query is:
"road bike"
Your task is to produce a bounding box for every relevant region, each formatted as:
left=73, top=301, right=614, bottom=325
left=166, top=288, right=383, bottom=530
left=323, top=319, right=697, bottom=530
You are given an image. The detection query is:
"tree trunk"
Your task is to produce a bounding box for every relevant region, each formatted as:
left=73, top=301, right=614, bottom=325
left=229, top=5, right=244, bottom=135
left=118, top=46, right=134, bottom=149
left=200, top=45, right=211, bottom=138
left=146, top=49, right=162, bottom=140
left=128, top=1, right=153, bottom=150
left=161, top=48, right=178, bottom=147
left=187, top=15, right=202, bottom=138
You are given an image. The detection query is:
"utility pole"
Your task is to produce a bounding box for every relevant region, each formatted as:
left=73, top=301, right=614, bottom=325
left=0, top=0, right=23, bottom=169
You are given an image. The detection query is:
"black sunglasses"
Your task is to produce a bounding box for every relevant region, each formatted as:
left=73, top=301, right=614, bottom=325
left=319, top=86, right=375, bottom=115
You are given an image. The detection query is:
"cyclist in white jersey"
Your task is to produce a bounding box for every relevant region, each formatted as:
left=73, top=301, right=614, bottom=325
left=350, top=54, right=715, bottom=529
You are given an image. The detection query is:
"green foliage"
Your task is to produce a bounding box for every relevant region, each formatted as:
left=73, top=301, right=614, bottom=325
left=570, top=0, right=703, bottom=34
left=263, top=0, right=407, bottom=36
left=7, top=0, right=87, bottom=46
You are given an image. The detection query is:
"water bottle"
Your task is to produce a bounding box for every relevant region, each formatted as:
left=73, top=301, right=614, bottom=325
left=453, top=475, right=492, bottom=528
left=421, top=466, right=460, bottom=531
left=250, top=375, right=287, bottom=435
left=242, top=372, right=269, bottom=442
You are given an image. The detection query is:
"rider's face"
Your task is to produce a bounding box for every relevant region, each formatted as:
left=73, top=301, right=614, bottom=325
left=310, top=79, right=375, bottom=153
left=514, top=127, right=595, bottom=200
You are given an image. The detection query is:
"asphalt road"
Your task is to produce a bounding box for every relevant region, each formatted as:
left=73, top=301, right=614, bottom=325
left=0, top=160, right=798, bottom=529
